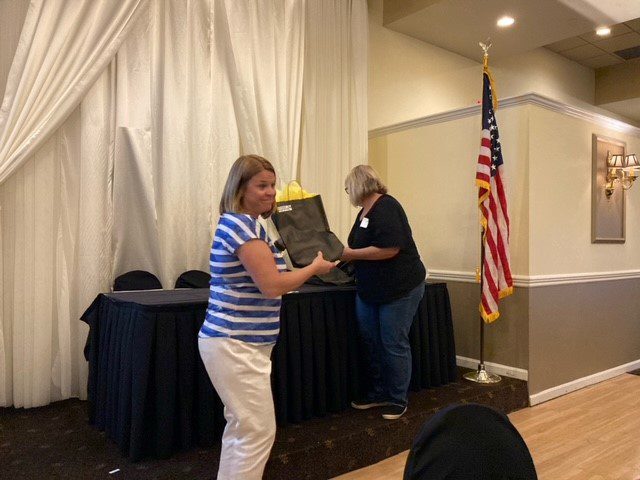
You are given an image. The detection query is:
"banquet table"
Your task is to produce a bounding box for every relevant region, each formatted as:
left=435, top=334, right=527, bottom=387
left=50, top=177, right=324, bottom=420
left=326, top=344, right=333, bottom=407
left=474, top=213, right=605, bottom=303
left=81, top=282, right=456, bottom=461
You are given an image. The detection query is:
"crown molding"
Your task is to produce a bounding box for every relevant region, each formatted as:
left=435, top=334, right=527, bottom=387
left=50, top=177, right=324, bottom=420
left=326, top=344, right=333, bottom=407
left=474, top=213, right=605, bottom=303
left=428, top=269, right=640, bottom=287
left=369, top=92, right=640, bottom=139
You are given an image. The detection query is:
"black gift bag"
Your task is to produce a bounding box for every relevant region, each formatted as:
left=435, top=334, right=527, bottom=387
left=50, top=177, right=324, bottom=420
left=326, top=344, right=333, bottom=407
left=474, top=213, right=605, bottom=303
left=271, top=195, right=344, bottom=268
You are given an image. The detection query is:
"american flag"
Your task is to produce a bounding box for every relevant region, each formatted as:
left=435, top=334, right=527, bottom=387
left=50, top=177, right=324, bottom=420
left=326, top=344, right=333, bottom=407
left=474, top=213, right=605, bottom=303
left=475, top=71, right=513, bottom=323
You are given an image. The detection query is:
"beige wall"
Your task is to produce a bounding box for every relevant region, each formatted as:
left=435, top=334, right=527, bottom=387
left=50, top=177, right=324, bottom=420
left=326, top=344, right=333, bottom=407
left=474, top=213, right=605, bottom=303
left=528, top=106, right=640, bottom=275
left=376, top=105, right=531, bottom=375
left=371, top=102, right=640, bottom=396
left=368, top=0, right=640, bottom=399
left=448, top=282, right=529, bottom=371
left=382, top=0, right=444, bottom=25
left=596, top=58, right=640, bottom=105
left=380, top=106, right=530, bottom=276
left=369, top=0, right=477, bottom=130
left=368, top=0, right=595, bottom=131
left=368, top=135, right=388, bottom=183
left=521, top=106, right=640, bottom=395
left=529, top=280, right=640, bottom=394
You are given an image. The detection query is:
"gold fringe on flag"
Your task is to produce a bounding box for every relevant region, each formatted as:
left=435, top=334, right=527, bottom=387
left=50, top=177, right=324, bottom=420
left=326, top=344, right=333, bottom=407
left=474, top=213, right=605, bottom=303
left=482, top=51, right=498, bottom=111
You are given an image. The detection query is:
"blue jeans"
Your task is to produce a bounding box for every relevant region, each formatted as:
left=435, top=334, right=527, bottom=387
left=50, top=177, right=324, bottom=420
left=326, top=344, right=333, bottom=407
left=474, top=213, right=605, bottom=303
left=355, top=283, right=425, bottom=407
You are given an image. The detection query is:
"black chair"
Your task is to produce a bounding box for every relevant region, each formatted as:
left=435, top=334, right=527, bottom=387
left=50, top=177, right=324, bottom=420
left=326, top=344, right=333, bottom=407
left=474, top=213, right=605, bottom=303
left=174, top=270, right=210, bottom=289
left=403, top=403, right=537, bottom=480
left=113, top=270, right=162, bottom=291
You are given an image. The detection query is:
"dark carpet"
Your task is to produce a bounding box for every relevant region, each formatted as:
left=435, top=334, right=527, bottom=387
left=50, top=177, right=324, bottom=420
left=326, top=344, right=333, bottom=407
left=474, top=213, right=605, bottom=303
left=0, top=368, right=528, bottom=480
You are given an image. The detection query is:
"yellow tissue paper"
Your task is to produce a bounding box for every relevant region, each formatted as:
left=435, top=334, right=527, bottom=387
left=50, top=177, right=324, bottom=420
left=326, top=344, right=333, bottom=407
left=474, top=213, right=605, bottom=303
left=276, top=181, right=317, bottom=202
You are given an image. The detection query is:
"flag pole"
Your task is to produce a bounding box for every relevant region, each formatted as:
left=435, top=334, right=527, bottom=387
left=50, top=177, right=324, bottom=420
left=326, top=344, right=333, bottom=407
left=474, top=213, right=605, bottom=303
left=463, top=229, right=500, bottom=383
left=464, top=40, right=501, bottom=384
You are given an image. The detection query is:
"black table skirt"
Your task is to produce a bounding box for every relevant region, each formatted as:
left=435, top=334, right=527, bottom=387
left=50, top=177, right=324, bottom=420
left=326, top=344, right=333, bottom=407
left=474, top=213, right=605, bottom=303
left=82, top=283, right=456, bottom=461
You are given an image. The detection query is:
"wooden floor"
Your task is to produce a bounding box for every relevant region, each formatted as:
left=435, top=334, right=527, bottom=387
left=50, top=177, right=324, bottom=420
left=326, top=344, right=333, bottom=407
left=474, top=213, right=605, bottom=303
left=334, top=373, right=640, bottom=480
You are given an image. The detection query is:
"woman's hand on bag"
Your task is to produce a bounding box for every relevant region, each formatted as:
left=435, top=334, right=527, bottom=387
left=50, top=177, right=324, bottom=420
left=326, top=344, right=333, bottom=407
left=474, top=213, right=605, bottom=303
left=311, top=251, right=336, bottom=275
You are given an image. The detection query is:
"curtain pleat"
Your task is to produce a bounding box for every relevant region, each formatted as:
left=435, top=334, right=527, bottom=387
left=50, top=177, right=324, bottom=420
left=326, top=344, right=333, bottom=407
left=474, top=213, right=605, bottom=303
left=299, top=0, right=368, bottom=240
left=0, top=0, right=149, bottom=184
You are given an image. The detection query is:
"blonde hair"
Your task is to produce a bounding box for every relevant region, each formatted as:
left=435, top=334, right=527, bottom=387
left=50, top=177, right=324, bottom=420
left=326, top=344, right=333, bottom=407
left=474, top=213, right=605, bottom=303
left=219, top=155, right=277, bottom=217
left=344, top=164, right=387, bottom=206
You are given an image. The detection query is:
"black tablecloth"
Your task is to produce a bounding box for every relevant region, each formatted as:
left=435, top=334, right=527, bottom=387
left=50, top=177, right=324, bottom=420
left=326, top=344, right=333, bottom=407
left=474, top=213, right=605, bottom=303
left=82, top=283, right=456, bottom=461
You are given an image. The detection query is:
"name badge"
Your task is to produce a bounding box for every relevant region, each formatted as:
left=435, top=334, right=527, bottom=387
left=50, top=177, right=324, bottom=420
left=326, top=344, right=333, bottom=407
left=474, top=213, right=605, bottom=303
left=360, top=217, right=369, bottom=228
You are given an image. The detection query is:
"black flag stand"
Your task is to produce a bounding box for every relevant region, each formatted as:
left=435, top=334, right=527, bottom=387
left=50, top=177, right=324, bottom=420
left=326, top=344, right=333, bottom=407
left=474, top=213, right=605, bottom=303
left=463, top=39, right=501, bottom=385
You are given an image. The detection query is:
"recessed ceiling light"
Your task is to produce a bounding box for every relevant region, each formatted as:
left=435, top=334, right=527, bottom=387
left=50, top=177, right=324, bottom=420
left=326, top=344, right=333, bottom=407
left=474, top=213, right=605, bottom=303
left=596, top=27, right=611, bottom=36
left=497, top=16, right=515, bottom=28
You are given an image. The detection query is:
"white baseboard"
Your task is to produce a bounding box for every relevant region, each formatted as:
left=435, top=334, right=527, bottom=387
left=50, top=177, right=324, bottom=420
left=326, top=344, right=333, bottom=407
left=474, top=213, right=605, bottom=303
left=456, top=355, right=529, bottom=381
left=529, top=359, right=640, bottom=406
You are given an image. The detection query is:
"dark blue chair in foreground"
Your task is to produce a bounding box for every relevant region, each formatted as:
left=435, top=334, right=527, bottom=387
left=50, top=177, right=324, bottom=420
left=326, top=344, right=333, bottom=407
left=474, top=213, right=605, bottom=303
left=403, top=403, right=537, bottom=480
left=113, top=270, right=162, bottom=291
left=174, top=270, right=210, bottom=289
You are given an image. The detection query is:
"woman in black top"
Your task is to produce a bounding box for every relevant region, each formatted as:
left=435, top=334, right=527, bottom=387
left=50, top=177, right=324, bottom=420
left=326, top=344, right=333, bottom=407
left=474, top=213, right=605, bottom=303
left=341, top=165, right=426, bottom=420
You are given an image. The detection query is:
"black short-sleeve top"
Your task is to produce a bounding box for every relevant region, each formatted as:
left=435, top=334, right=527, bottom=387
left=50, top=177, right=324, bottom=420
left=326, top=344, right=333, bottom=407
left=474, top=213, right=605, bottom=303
left=347, top=194, right=426, bottom=303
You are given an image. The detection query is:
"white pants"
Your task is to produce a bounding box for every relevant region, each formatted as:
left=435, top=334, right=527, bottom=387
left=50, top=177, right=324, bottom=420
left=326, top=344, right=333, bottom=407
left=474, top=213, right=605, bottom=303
left=198, top=337, right=276, bottom=480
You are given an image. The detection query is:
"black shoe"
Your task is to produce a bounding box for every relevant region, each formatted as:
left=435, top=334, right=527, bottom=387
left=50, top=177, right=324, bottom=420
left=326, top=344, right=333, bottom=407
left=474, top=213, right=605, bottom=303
left=350, top=399, right=391, bottom=410
left=382, top=404, right=407, bottom=420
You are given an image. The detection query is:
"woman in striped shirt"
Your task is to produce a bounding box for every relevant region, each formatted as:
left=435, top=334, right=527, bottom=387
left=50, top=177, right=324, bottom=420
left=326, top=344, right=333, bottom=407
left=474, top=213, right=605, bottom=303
left=198, top=155, right=335, bottom=480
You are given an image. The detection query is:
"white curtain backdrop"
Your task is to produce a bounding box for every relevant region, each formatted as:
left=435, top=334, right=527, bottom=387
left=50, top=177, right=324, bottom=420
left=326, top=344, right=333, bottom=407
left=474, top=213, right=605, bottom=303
left=110, top=0, right=306, bottom=288
left=299, top=0, right=368, bottom=239
left=0, top=68, right=117, bottom=407
left=213, top=0, right=306, bottom=182
left=0, top=0, right=148, bottom=184
left=0, top=0, right=367, bottom=408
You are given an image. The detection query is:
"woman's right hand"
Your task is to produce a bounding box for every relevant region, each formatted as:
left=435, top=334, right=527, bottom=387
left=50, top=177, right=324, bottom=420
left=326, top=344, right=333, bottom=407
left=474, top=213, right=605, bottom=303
left=311, top=251, right=336, bottom=275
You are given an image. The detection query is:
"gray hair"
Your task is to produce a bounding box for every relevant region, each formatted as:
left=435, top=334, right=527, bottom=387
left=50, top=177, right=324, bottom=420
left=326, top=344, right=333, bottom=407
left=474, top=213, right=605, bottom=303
left=344, top=164, right=387, bottom=206
left=219, top=155, right=276, bottom=217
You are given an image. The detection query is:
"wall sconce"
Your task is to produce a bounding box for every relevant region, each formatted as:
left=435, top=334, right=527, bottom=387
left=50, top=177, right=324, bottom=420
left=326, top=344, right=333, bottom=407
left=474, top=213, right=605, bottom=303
left=605, top=152, right=639, bottom=198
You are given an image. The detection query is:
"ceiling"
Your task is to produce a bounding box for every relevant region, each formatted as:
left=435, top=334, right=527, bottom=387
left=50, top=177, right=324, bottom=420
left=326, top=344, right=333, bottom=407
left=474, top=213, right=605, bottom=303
left=383, top=0, right=640, bottom=123
left=546, top=18, right=640, bottom=69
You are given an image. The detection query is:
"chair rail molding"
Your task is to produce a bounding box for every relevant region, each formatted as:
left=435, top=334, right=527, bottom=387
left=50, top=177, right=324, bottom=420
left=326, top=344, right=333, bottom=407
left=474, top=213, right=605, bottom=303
left=428, top=269, right=640, bottom=287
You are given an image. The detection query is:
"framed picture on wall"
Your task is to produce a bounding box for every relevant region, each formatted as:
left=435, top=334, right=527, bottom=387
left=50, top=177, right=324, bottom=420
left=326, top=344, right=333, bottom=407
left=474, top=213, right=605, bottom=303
left=591, top=134, right=625, bottom=243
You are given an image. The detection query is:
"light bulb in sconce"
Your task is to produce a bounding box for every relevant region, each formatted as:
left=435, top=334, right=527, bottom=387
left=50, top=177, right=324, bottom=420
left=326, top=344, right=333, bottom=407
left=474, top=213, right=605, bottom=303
left=606, top=153, right=624, bottom=192
left=623, top=154, right=640, bottom=188
left=605, top=152, right=640, bottom=197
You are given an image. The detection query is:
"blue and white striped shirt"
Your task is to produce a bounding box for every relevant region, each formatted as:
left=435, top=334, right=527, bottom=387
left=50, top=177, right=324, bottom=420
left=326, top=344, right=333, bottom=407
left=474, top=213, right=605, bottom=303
left=199, top=213, right=287, bottom=344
